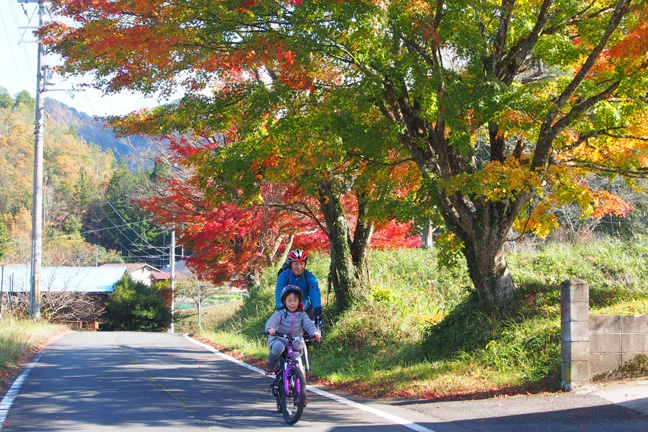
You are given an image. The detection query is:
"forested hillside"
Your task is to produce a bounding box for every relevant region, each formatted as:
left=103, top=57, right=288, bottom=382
left=0, top=87, right=172, bottom=268
left=44, top=98, right=150, bottom=162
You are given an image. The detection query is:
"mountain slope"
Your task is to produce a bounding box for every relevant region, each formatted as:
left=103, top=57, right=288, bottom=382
left=44, top=98, right=150, bottom=163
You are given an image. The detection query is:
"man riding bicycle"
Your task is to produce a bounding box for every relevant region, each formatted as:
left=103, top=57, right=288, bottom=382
left=275, top=249, right=324, bottom=329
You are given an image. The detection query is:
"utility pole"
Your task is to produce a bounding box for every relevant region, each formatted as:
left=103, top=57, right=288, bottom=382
left=169, top=228, right=175, bottom=333
left=196, top=280, right=202, bottom=331
left=22, top=0, right=45, bottom=320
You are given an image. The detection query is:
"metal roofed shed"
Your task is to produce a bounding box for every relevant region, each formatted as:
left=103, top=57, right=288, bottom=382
left=0, top=267, right=128, bottom=326
left=0, top=266, right=128, bottom=293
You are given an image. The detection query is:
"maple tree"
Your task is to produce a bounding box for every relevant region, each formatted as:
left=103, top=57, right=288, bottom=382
left=140, top=133, right=419, bottom=312
left=100, top=35, right=421, bottom=308
left=42, top=0, right=648, bottom=306
left=138, top=136, right=317, bottom=287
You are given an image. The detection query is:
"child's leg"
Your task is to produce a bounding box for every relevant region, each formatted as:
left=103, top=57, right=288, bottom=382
left=268, top=339, right=286, bottom=366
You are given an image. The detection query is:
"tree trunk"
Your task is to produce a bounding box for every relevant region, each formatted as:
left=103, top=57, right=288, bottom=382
left=350, top=191, right=373, bottom=288
left=443, top=198, right=519, bottom=305
left=318, top=179, right=370, bottom=311
left=245, top=267, right=262, bottom=289
left=420, top=217, right=435, bottom=249
left=384, top=82, right=521, bottom=306
left=462, top=238, right=515, bottom=305
left=266, top=233, right=293, bottom=266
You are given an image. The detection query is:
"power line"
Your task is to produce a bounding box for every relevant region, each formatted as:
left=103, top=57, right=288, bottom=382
left=0, top=3, right=27, bottom=91
left=97, top=190, right=168, bottom=253
left=93, top=201, right=143, bottom=257
left=15, top=0, right=36, bottom=85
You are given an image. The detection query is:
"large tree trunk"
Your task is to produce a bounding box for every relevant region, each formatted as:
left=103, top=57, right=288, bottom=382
left=460, top=227, right=516, bottom=305
left=382, top=84, right=522, bottom=306
left=318, top=180, right=372, bottom=311
left=441, top=197, right=521, bottom=305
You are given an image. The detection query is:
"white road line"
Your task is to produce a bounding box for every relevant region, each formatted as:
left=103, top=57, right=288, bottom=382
left=0, top=352, right=44, bottom=431
left=185, top=334, right=437, bottom=432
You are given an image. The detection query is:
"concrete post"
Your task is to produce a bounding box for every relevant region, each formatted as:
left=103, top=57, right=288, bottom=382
left=561, top=279, right=590, bottom=391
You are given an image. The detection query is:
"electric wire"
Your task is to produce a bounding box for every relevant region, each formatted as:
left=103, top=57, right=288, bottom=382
left=17, top=2, right=37, bottom=44
left=0, top=2, right=28, bottom=92
left=97, top=190, right=168, bottom=253
left=15, top=0, right=37, bottom=82
left=93, top=202, right=148, bottom=257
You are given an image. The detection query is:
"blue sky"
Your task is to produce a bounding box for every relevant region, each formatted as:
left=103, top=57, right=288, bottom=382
left=0, top=0, right=171, bottom=117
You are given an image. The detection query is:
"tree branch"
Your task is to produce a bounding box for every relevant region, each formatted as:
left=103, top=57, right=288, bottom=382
left=346, top=150, right=415, bottom=167
left=533, top=0, right=631, bottom=169
left=564, top=161, right=648, bottom=178
left=501, top=0, right=553, bottom=84
left=266, top=202, right=330, bottom=237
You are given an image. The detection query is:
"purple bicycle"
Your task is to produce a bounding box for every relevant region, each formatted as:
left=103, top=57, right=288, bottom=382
left=261, top=331, right=312, bottom=424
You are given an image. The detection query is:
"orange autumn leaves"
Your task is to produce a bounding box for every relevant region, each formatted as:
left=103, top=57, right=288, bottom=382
left=440, top=157, right=634, bottom=239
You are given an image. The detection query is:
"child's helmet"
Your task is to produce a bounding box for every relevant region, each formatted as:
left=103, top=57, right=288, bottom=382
left=287, top=249, right=308, bottom=263
left=280, top=285, right=303, bottom=304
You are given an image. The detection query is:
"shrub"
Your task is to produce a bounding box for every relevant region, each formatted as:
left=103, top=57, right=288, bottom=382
left=102, top=275, right=171, bottom=331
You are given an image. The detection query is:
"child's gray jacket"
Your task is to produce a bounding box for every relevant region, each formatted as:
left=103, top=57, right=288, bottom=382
left=265, top=308, right=318, bottom=345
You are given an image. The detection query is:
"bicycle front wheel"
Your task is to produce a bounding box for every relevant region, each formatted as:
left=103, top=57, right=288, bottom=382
left=280, top=365, right=306, bottom=425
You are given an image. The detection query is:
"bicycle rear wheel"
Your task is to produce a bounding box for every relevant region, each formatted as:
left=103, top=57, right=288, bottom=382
left=280, top=365, right=306, bottom=425
left=273, top=375, right=282, bottom=413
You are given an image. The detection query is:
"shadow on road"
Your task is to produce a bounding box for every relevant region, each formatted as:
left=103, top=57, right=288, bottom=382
left=5, top=332, right=648, bottom=432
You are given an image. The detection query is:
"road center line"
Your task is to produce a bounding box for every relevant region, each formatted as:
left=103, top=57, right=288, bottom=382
left=185, top=334, right=437, bottom=432
left=115, top=344, right=219, bottom=431
left=0, top=352, right=44, bottom=431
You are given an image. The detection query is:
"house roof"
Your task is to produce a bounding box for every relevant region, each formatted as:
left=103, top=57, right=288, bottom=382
left=0, top=267, right=127, bottom=293
left=151, top=271, right=170, bottom=281
left=161, top=259, right=198, bottom=278
left=100, top=263, right=160, bottom=273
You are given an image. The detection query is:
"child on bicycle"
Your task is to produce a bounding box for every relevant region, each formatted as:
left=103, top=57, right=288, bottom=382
left=265, top=285, right=321, bottom=375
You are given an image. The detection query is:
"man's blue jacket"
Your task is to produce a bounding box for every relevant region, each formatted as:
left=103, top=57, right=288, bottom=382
left=275, top=269, right=322, bottom=310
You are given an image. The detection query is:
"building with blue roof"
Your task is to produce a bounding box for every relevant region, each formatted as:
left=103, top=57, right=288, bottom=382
left=0, top=266, right=127, bottom=293
left=0, top=267, right=128, bottom=325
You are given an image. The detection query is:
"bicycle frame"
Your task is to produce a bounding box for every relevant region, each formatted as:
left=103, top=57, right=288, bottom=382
left=274, top=333, right=304, bottom=384
left=262, top=331, right=309, bottom=424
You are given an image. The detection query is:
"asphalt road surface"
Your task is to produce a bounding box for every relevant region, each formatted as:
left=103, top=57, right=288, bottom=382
left=1, top=332, right=647, bottom=432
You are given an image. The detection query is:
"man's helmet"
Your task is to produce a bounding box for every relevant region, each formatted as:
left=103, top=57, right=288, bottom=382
left=287, top=249, right=308, bottom=263
left=280, top=285, right=304, bottom=305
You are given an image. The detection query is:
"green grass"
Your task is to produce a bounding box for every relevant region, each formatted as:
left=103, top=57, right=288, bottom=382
left=0, top=318, right=68, bottom=391
left=177, top=237, right=648, bottom=399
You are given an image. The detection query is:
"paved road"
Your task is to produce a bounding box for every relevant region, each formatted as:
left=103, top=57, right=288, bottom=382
left=1, top=332, right=647, bottom=432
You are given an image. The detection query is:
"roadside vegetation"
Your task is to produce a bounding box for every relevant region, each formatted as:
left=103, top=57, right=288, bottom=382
left=0, top=318, right=69, bottom=393
left=178, top=236, right=648, bottom=400
left=101, top=276, right=172, bottom=332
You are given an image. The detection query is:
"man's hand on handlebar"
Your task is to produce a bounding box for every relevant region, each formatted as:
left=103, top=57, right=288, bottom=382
left=314, top=307, right=325, bottom=330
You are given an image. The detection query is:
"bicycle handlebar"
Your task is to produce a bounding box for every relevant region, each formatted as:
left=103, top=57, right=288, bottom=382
left=261, top=331, right=320, bottom=341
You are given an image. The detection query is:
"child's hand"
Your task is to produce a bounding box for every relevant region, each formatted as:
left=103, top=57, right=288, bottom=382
left=268, top=328, right=276, bottom=335
left=313, top=331, right=321, bottom=342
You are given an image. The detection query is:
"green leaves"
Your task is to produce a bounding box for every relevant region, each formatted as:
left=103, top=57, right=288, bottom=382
left=103, top=275, right=171, bottom=331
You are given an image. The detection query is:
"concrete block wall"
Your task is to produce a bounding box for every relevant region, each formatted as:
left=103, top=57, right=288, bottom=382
left=561, top=279, right=648, bottom=391
left=590, top=314, right=648, bottom=375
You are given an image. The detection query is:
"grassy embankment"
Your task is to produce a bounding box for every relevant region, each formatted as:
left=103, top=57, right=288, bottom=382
left=0, top=318, right=69, bottom=393
left=176, top=236, right=648, bottom=400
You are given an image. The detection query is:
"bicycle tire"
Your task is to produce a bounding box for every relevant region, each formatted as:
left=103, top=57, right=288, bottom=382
left=280, top=365, right=306, bottom=425
left=274, top=375, right=282, bottom=413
